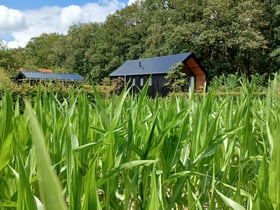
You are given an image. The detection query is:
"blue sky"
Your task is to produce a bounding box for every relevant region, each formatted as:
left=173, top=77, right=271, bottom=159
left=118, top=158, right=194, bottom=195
left=0, top=0, right=129, bottom=10
left=0, top=0, right=135, bottom=48
left=0, top=0, right=94, bottom=10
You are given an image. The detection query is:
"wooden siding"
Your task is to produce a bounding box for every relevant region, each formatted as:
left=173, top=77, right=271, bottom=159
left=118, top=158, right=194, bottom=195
left=37, top=68, right=53, bottom=73
left=186, top=57, right=206, bottom=92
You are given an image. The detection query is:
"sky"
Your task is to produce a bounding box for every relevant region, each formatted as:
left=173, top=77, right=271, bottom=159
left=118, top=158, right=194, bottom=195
left=0, top=0, right=138, bottom=48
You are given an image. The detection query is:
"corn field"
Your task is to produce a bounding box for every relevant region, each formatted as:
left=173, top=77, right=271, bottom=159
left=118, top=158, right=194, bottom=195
left=0, top=80, right=279, bottom=210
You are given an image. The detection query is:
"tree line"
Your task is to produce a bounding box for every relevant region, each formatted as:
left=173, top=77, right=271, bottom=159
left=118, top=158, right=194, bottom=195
left=1, top=0, right=280, bottom=83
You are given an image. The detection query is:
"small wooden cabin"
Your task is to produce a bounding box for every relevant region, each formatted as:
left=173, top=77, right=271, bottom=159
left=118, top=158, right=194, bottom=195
left=109, top=52, right=207, bottom=96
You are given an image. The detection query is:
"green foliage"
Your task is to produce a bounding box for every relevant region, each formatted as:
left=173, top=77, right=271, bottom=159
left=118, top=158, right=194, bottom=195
left=24, top=33, right=66, bottom=69
left=164, top=62, right=188, bottom=93
left=0, top=69, right=9, bottom=88
left=270, top=5, right=280, bottom=65
left=209, top=74, right=241, bottom=92
left=0, top=50, right=19, bottom=72
left=25, top=101, right=67, bottom=210
left=210, top=73, right=268, bottom=92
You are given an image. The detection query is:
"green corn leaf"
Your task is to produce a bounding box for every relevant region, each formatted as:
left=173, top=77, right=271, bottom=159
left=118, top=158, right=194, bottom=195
left=169, top=176, right=187, bottom=208
left=147, top=166, right=163, bottom=210
left=92, top=85, right=110, bottom=131
left=267, top=121, right=280, bottom=209
left=187, top=179, right=195, bottom=210
left=215, top=189, right=246, bottom=210
left=98, top=160, right=158, bottom=185
left=255, top=150, right=273, bottom=210
left=17, top=155, right=37, bottom=210
left=0, top=200, right=17, bottom=208
left=0, top=90, right=13, bottom=141
left=82, top=160, right=102, bottom=210
left=0, top=132, right=13, bottom=172
left=25, top=100, right=67, bottom=210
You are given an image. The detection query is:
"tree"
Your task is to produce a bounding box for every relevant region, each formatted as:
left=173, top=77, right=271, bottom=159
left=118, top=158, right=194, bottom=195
left=141, top=0, right=176, bottom=57
left=164, top=62, right=188, bottom=92
left=87, top=4, right=148, bottom=81
left=233, top=1, right=269, bottom=77
left=181, top=0, right=271, bottom=79
left=270, top=5, right=280, bottom=65
left=25, top=33, right=66, bottom=69
left=0, top=49, right=18, bottom=74
left=64, top=24, right=99, bottom=77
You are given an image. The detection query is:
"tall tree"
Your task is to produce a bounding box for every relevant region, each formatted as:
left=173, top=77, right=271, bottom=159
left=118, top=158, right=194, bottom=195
left=233, top=0, right=268, bottom=76
left=25, top=33, right=66, bottom=69
left=88, top=3, right=148, bottom=81
left=141, top=0, right=175, bottom=57
left=270, top=4, right=280, bottom=66
left=65, top=23, right=101, bottom=77
left=184, top=0, right=270, bottom=78
left=0, top=50, right=17, bottom=73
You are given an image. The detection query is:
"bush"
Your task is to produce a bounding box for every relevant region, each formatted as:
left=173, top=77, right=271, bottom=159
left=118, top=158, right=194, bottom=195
left=164, top=63, right=188, bottom=93
left=209, top=73, right=242, bottom=92
left=210, top=73, right=268, bottom=92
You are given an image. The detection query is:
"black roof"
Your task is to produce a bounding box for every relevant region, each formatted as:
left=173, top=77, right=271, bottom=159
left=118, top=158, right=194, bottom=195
left=16, top=71, right=85, bottom=82
left=109, top=52, right=192, bottom=77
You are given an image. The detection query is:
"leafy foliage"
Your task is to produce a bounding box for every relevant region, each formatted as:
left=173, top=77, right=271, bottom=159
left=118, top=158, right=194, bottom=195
left=210, top=73, right=269, bottom=92
left=0, top=0, right=280, bottom=82
left=164, top=62, right=188, bottom=93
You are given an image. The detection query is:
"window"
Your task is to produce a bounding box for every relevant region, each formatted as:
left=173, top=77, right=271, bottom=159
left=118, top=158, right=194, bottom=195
left=189, top=76, right=195, bottom=91
left=149, top=77, right=152, bottom=86
left=140, top=78, right=144, bottom=86
left=132, top=78, right=136, bottom=86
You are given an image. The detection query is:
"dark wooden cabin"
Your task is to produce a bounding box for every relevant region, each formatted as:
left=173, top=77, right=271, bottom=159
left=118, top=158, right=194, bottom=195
left=109, top=52, right=207, bottom=96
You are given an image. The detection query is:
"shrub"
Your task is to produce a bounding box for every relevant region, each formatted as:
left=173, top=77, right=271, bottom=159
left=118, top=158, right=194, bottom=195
left=164, top=62, right=188, bottom=93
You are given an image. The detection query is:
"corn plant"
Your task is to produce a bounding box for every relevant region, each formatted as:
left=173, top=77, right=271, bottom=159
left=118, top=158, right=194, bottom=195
left=0, top=79, right=279, bottom=209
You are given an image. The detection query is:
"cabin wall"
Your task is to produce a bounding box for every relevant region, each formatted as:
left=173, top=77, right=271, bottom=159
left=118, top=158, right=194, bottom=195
left=148, top=74, right=169, bottom=96
left=127, top=74, right=168, bottom=97
left=111, top=74, right=169, bottom=97
left=111, top=73, right=198, bottom=97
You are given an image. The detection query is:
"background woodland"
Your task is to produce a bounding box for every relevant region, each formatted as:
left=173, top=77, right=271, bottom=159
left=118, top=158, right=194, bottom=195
left=0, top=0, right=280, bottom=83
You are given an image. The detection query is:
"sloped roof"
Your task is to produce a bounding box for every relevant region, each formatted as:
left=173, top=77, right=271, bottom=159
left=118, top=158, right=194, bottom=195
left=109, top=52, right=192, bottom=77
left=16, top=71, right=85, bottom=82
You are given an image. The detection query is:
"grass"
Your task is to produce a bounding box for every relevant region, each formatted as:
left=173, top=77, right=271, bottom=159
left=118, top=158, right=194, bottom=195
left=0, top=80, right=279, bottom=209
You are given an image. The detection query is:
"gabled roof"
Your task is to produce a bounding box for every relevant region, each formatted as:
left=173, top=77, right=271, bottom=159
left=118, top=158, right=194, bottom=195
left=109, top=52, right=192, bottom=77
left=16, top=71, right=85, bottom=82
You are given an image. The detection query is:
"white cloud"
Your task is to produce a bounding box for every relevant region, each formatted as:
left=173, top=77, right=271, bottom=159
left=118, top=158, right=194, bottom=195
left=7, top=40, right=20, bottom=48
left=127, top=0, right=142, bottom=6
left=61, top=5, right=85, bottom=27
left=0, top=5, right=26, bottom=32
left=0, top=1, right=126, bottom=48
left=7, top=6, right=63, bottom=48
